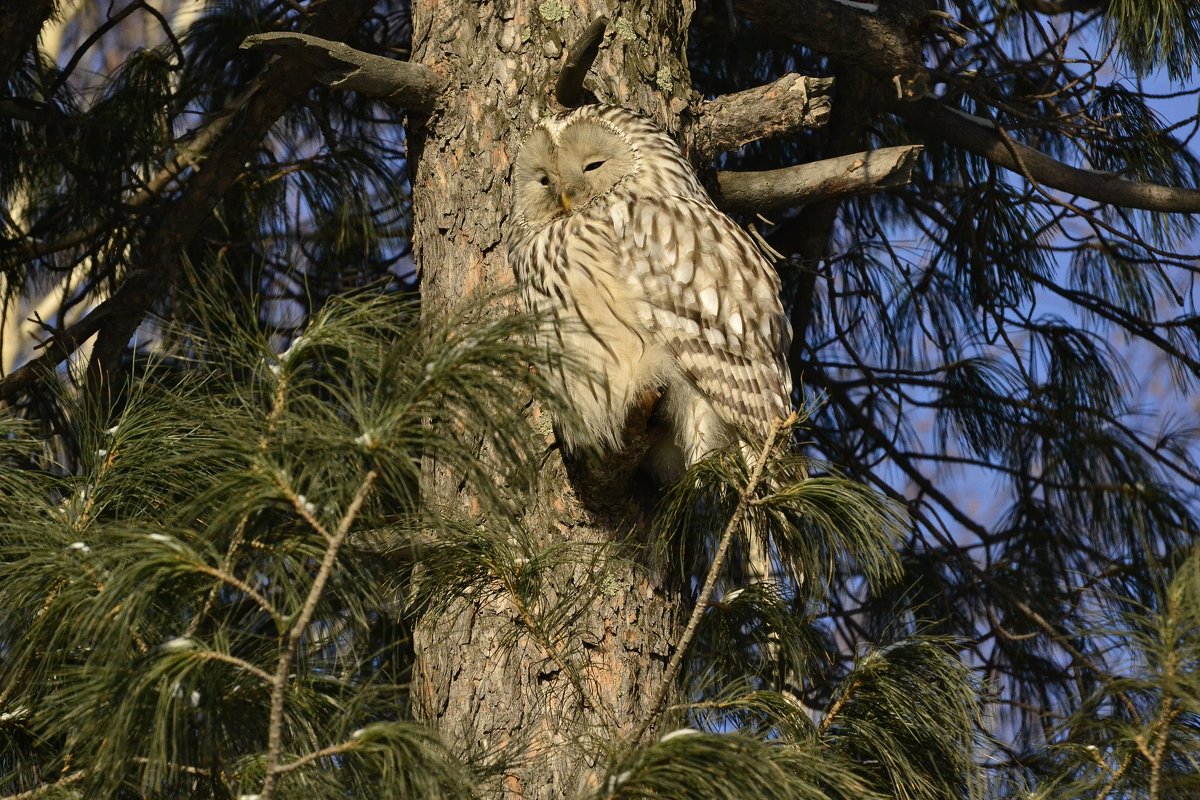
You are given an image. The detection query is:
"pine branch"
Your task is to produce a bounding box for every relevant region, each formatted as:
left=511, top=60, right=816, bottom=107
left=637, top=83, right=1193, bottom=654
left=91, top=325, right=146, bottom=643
left=191, top=648, right=275, bottom=685
left=260, top=468, right=378, bottom=800
left=816, top=678, right=860, bottom=737
left=734, top=0, right=930, bottom=100
left=3, top=79, right=246, bottom=262
left=0, top=2, right=378, bottom=402
left=273, top=739, right=359, bottom=776
left=189, top=563, right=282, bottom=629
left=0, top=770, right=87, bottom=800
left=733, top=0, right=1200, bottom=213
left=898, top=99, right=1200, bottom=213
left=81, top=0, right=375, bottom=393
left=636, top=413, right=797, bottom=744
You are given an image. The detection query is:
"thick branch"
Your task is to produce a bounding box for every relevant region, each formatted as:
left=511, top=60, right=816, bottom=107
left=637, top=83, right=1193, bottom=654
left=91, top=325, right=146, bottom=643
left=240, top=32, right=447, bottom=114
left=899, top=100, right=1200, bottom=214
left=689, top=74, right=833, bottom=164
left=714, top=145, right=922, bottom=213
left=735, top=0, right=930, bottom=99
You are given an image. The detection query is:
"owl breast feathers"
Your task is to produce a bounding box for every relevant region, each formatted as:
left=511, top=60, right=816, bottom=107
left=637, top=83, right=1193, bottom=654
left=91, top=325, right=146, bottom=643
left=508, top=103, right=792, bottom=481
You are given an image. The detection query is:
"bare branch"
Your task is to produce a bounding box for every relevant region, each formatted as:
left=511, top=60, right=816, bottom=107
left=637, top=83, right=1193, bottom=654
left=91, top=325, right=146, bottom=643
left=47, top=2, right=144, bottom=97
left=0, top=295, right=119, bottom=402
left=899, top=99, right=1200, bottom=214
left=689, top=74, right=834, bottom=164
left=554, top=16, right=609, bottom=108
left=240, top=32, right=448, bottom=114
left=714, top=145, right=923, bottom=213
left=735, top=0, right=929, bottom=100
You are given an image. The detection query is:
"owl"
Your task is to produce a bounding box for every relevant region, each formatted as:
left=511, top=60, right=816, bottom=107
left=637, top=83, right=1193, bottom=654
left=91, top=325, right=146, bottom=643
left=507, top=104, right=792, bottom=481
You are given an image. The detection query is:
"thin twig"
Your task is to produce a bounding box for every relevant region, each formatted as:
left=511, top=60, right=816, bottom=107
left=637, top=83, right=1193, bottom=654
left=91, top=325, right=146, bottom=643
left=0, top=770, right=87, bottom=800
left=188, top=362, right=288, bottom=638
left=185, top=515, right=250, bottom=638
left=634, top=413, right=796, bottom=744
left=259, top=469, right=378, bottom=800
left=47, top=2, right=143, bottom=97
left=191, top=649, right=275, bottom=685
left=188, top=563, right=282, bottom=630
left=277, top=479, right=335, bottom=544
left=1095, top=750, right=1133, bottom=800
left=273, top=739, right=359, bottom=776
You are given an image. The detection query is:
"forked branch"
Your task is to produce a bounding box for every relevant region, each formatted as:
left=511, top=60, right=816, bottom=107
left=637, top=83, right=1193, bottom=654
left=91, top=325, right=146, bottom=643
left=259, top=469, right=379, bottom=800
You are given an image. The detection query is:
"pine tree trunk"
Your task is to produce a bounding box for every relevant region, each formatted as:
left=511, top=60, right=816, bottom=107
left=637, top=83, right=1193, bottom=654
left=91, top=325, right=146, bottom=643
left=407, top=2, right=696, bottom=796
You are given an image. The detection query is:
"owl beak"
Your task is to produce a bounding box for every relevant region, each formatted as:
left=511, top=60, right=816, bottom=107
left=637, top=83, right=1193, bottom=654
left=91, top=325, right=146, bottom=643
left=559, top=192, right=572, bottom=212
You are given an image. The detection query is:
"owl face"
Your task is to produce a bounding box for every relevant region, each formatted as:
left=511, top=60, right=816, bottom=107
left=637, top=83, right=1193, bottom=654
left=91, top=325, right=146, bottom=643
left=512, top=116, right=638, bottom=228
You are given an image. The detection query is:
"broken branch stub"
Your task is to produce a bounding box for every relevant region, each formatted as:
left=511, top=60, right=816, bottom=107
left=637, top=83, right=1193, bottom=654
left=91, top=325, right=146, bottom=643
left=714, top=145, right=924, bottom=213
left=554, top=16, right=609, bottom=108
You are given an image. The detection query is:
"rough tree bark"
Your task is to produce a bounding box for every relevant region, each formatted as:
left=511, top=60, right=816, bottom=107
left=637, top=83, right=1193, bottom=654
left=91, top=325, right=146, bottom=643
left=404, top=4, right=700, bottom=797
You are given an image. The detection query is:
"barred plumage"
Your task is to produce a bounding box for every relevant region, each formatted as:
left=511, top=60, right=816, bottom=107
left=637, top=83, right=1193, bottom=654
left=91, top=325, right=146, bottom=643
left=508, top=104, right=792, bottom=480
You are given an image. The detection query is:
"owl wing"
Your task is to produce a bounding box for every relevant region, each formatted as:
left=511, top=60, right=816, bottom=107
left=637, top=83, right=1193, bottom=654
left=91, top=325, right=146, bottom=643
left=612, top=195, right=793, bottom=438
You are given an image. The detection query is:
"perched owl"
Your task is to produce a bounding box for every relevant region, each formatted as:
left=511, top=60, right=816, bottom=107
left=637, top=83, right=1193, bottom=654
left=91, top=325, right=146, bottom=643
left=507, top=104, right=792, bottom=481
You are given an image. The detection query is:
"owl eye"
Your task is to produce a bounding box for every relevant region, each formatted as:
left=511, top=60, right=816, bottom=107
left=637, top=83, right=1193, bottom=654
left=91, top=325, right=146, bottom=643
left=583, top=160, right=606, bottom=172
left=538, top=175, right=551, bottom=186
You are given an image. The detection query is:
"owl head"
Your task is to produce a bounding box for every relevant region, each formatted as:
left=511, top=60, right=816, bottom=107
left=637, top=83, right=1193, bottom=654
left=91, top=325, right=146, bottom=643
left=511, top=106, right=641, bottom=229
